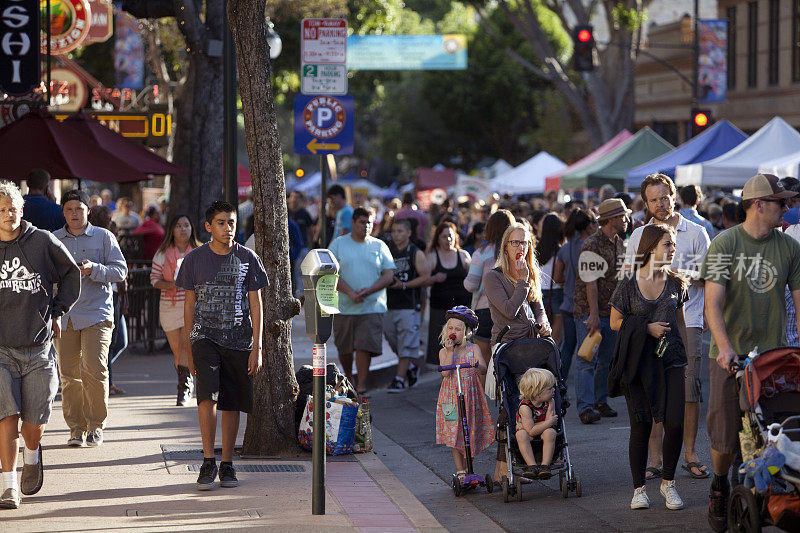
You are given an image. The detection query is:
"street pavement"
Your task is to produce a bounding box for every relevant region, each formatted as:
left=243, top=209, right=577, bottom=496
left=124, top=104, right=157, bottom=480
left=361, top=328, right=776, bottom=533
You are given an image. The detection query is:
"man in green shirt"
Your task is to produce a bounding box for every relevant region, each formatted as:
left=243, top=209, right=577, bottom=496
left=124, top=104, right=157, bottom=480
left=700, top=173, right=800, bottom=531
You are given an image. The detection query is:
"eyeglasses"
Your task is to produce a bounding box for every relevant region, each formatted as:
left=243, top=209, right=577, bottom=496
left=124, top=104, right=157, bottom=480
left=762, top=198, right=788, bottom=208
left=508, top=240, right=529, bottom=248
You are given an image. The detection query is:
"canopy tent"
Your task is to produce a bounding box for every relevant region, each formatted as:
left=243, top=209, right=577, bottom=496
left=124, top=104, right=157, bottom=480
left=544, top=130, right=633, bottom=192
left=489, top=151, right=566, bottom=195
left=487, top=159, right=513, bottom=179
left=675, top=117, right=800, bottom=187
left=416, top=167, right=457, bottom=190
left=287, top=172, right=322, bottom=193
left=758, top=150, right=800, bottom=178
left=561, top=127, right=673, bottom=190
left=625, top=120, right=748, bottom=188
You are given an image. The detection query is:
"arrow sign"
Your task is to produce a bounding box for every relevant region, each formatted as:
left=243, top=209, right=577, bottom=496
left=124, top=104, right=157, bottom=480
left=307, top=139, right=342, bottom=154
left=294, top=95, right=353, bottom=155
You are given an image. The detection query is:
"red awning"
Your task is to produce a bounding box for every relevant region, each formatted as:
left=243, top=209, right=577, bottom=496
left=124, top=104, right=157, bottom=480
left=416, top=167, right=456, bottom=190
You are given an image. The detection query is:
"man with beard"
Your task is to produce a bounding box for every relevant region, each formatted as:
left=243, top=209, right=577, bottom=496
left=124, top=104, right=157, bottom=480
left=623, top=174, right=711, bottom=482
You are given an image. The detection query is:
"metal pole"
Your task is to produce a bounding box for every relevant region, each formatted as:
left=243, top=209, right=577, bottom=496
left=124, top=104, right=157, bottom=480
left=311, top=343, right=326, bottom=515
left=692, top=0, right=699, bottom=109
left=319, top=155, right=327, bottom=246
left=223, top=10, right=238, bottom=208
left=46, top=0, right=51, bottom=106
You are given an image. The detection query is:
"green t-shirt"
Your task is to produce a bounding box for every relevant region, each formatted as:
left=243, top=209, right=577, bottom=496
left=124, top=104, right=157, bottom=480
left=699, top=225, right=800, bottom=359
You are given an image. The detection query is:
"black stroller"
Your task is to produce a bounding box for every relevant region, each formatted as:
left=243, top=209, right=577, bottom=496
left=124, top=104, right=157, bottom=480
left=493, top=325, right=581, bottom=502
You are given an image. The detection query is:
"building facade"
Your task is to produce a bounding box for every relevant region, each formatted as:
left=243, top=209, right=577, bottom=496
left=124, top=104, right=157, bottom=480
left=634, top=0, right=800, bottom=141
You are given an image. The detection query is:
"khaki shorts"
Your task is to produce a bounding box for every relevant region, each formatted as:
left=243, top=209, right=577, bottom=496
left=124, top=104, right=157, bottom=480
left=333, top=313, right=383, bottom=356
left=684, top=327, right=704, bottom=403
left=706, top=359, right=742, bottom=455
left=382, top=309, right=420, bottom=360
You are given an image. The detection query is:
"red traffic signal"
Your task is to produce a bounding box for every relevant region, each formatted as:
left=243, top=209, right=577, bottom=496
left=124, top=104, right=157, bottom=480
left=690, top=108, right=713, bottom=137
left=572, top=25, right=595, bottom=72
left=693, top=112, right=709, bottom=127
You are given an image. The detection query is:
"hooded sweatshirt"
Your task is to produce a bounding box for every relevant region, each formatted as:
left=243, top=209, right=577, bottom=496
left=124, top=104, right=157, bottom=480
left=0, top=220, right=81, bottom=347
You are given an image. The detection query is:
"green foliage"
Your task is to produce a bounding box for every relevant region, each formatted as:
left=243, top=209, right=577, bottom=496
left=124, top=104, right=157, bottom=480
left=611, top=2, right=647, bottom=32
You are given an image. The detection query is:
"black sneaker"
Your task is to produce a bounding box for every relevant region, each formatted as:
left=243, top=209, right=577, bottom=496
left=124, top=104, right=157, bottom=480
left=708, top=486, right=729, bottom=532
left=595, top=402, right=618, bottom=417
left=219, top=463, right=239, bottom=488
left=406, top=365, right=419, bottom=388
left=579, top=407, right=601, bottom=424
left=387, top=378, right=405, bottom=393
left=196, top=461, right=218, bottom=491
left=86, top=429, right=103, bottom=447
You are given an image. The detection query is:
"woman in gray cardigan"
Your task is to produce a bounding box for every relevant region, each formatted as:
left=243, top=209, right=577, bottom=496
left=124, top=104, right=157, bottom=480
left=484, top=222, right=551, bottom=482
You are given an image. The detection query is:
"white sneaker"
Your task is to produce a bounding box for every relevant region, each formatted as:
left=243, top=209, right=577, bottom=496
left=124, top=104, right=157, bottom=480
left=630, top=486, right=650, bottom=509
left=660, top=480, right=684, bottom=510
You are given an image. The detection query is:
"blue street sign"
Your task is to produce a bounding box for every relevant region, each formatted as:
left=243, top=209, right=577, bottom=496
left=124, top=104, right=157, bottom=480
left=294, top=95, right=354, bottom=155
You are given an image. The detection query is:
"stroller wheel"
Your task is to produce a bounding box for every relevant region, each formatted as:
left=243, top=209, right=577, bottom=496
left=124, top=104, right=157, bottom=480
left=501, top=475, right=510, bottom=503
left=575, top=476, right=582, bottom=498
left=515, top=476, right=523, bottom=502
left=485, top=474, right=494, bottom=494
left=728, top=485, right=762, bottom=533
left=452, top=475, right=462, bottom=497
left=559, top=473, right=568, bottom=498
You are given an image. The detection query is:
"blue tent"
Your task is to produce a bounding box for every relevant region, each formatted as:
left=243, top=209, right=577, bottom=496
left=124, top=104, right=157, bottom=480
left=625, top=120, right=747, bottom=188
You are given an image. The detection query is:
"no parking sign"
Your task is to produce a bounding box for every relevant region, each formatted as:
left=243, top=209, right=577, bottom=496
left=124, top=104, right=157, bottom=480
left=293, top=94, right=354, bottom=155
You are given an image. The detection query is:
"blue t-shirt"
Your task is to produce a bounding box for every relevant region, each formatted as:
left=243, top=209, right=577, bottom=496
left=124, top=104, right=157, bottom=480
left=176, top=242, right=269, bottom=351
left=328, top=234, right=395, bottom=315
left=333, top=205, right=353, bottom=237
left=23, top=194, right=65, bottom=232
left=785, top=206, right=800, bottom=225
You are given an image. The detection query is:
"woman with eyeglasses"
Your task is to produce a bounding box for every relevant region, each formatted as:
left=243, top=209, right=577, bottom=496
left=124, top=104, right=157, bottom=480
left=484, top=222, right=551, bottom=482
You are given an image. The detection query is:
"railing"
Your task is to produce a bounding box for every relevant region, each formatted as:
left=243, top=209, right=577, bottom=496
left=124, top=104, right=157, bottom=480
left=124, top=259, right=165, bottom=352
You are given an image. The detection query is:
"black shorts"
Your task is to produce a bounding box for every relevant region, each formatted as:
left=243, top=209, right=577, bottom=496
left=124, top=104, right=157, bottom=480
left=474, top=308, right=494, bottom=342
left=192, top=339, right=253, bottom=413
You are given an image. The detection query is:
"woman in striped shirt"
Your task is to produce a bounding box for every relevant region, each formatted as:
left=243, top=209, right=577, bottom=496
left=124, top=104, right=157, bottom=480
left=150, top=215, right=203, bottom=406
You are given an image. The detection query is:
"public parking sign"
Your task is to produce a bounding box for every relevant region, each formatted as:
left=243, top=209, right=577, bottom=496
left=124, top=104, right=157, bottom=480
left=294, top=94, right=353, bottom=155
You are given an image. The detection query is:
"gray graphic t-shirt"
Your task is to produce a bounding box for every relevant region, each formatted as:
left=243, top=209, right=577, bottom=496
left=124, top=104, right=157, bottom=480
left=176, top=243, right=269, bottom=351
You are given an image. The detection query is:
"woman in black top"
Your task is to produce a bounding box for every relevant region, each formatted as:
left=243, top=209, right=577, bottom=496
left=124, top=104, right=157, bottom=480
left=609, top=224, right=688, bottom=512
left=425, top=221, right=472, bottom=364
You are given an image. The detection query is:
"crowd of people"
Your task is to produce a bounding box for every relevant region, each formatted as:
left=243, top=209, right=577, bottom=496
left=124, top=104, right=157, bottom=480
left=2, top=165, right=799, bottom=526
left=310, top=172, right=800, bottom=527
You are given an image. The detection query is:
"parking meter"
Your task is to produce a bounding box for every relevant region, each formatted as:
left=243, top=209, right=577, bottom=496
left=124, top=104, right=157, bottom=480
left=300, top=249, right=339, bottom=516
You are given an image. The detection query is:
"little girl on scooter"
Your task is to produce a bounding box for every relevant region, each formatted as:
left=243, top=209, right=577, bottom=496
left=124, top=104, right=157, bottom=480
left=435, top=306, right=494, bottom=483
left=515, top=368, right=558, bottom=479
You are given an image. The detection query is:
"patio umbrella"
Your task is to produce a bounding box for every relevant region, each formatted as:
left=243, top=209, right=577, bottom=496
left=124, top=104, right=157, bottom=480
left=63, top=110, right=185, bottom=175
left=0, top=108, right=148, bottom=183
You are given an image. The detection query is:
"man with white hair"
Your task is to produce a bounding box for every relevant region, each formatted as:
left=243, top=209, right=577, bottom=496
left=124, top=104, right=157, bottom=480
left=0, top=182, right=80, bottom=509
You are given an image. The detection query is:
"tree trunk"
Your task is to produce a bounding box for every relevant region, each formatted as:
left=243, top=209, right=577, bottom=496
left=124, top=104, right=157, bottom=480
left=228, top=0, right=301, bottom=456
left=169, top=0, right=224, bottom=231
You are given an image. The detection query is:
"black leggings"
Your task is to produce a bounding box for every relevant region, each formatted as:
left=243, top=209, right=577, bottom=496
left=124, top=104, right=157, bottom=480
left=627, top=367, right=685, bottom=489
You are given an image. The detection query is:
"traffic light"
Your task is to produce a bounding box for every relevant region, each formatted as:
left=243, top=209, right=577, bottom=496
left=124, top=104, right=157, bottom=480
left=572, top=25, right=595, bottom=72
left=691, top=109, right=713, bottom=137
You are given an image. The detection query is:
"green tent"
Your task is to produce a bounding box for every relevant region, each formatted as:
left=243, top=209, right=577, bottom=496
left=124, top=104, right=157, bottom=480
left=561, top=127, right=674, bottom=190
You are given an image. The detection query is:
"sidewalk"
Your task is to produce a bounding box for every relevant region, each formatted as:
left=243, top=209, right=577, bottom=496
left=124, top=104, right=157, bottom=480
left=0, top=332, right=444, bottom=531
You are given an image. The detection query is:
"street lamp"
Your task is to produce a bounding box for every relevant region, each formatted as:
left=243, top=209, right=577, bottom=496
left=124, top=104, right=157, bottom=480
left=267, top=19, right=282, bottom=60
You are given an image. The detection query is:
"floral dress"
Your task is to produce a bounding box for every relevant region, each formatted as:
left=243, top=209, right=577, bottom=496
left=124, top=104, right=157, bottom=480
left=435, top=343, right=495, bottom=455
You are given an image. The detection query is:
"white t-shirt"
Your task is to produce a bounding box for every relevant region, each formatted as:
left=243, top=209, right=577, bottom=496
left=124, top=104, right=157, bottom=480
left=622, top=214, right=710, bottom=329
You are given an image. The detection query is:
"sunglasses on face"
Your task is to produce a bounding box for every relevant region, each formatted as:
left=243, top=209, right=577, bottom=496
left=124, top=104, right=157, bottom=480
left=762, top=198, right=788, bottom=208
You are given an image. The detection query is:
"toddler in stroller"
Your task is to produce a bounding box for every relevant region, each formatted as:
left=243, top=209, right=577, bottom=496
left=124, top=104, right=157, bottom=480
left=515, top=368, right=558, bottom=480
left=493, top=328, right=581, bottom=502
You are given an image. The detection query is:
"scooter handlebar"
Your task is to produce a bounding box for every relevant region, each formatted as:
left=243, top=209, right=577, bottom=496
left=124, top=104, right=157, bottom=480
left=438, top=362, right=479, bottom=372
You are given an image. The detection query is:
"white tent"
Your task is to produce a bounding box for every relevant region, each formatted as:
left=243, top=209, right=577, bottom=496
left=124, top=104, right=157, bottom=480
left=287, top=172, right=322, bottom=193
left=758, top=150, right=800, bottom=178
left=488, top=159, right=513, bottom=179
left=490, top=152, right=566, bottom=195
left=675, top=117, right=800, bottom=187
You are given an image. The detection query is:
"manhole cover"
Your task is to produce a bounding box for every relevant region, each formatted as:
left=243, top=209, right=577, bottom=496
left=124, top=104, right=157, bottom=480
left=186, top=464, right=305, bottom=473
